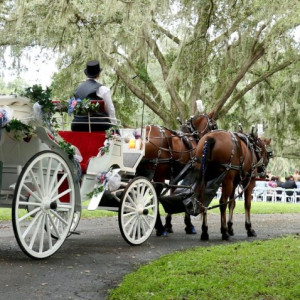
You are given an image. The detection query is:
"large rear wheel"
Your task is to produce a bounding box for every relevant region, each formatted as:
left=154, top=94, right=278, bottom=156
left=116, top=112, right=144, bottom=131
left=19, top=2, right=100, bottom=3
left=118, top=177, right=157, bottom=245
left=12, top=150, right=76, bottom=259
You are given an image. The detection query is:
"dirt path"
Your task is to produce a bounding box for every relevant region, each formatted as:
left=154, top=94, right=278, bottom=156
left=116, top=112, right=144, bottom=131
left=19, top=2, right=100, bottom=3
left=0, top=213, right=299, bottom=300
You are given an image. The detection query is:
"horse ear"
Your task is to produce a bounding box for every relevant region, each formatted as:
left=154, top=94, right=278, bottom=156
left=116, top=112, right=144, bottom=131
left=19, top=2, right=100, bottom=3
left=208, top=111, right=215, bottom=119
left=263, top=138, right=271, bottom=145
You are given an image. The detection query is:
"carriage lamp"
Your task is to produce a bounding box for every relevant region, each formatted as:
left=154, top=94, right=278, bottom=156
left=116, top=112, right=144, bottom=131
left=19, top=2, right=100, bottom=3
left=129, top=138, right=136, bottom=149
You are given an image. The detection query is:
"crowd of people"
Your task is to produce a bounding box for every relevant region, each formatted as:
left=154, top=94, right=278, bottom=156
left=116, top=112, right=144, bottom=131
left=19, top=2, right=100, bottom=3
left=254, top=171, right=300, bottom=202
left=265, top=170, right=300, bottom=191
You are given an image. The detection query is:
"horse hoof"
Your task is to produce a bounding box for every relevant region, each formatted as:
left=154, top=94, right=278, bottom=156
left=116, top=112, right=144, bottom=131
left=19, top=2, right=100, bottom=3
left=164, top=225, right=173, bottom=233
left=200, top=233, right=209, bottom=241
left=228, top=229, right=234, bottom=236
left=185, top=226, right=197, bottom=234
left=156, top=230, right=168, bottom=237
left=222, top=233, right=230, bottom=240
left=247, top=230, right=257, bottom=237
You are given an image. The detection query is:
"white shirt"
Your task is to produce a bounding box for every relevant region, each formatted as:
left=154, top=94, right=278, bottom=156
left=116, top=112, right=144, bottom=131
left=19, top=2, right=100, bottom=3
left=92, top=79, right=117, bottom=125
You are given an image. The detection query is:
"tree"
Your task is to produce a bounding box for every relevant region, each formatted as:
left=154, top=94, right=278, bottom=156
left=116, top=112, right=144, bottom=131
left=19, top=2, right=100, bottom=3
left=0, top=0, right=299, bottom=160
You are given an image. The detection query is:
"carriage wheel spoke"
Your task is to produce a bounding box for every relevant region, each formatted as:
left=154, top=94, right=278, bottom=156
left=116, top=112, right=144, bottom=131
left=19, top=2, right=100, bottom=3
left=50, top=210, right=69, bottom=226
left=141, top=215, right=151, bottom=229
left=136, top=218, right=141, bottom=240
left=50, top=173, right=68, bottom=198
left=45, top=214, right=53, bottom=249
left=18, top=206, right=41, bottom=223
left=123, top=204, right=136, bottom=212
left=39, top=214, right=46, bottom=253
left=19, top=201, right=41, bottom=207
left=56, top=204, right=72, bottom=211
left=130, top=218, right=138, bottom=239
left=22, top=210, right=43, bottom=239
left=38, top=160, right=45, bottom=197
left=51, top=188, right=71, bottom=202
left=29, top=213, right=43, bottom=249
left=45, top=158, right=52, bottom=194
left=124, top=214, right=136, bottom=229
left=29, top=170, right=43, bottom=198
left=140, top=216, right=147, bottom=234
left=127, top=194, right=137, bottom=208
left=22, top=184, right=42, bottom=203
left=48, top=212, right=61, bottom=240
left=48, top=162, right=62, bottom=195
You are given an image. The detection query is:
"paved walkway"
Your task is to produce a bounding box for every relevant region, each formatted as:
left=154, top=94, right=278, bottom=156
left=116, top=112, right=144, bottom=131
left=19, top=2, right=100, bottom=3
left=0, top=213, right=299, bottom=299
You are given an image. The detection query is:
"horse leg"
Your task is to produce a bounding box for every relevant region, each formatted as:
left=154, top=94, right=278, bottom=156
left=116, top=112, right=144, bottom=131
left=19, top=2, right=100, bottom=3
left=200, top=211, right=209, bottom=240
left=153, top=183, right=168, bottom=237
left=184, top=213, right=197, bottom=234
left=164, top=213, right=174, bottom=233
left=227, top=190, right=236, bottom=236
left=155, top=209, right=167, bottom=236
left=220, top=181, right=233, bottom=240
left=244, top=181, right=257, bottom=237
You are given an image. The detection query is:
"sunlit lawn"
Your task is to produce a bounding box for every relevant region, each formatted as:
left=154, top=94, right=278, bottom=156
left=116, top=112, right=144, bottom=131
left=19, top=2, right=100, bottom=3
left=108, top=235, right=300, bottom=300
left=1, top=199, right=299, bottom=221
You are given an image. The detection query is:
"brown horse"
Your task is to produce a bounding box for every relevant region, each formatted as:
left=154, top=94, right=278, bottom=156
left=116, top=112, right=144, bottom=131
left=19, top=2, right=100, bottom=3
left=192, top=130, right=272, bottom=240
left=136, top=112, right=217, bottom=235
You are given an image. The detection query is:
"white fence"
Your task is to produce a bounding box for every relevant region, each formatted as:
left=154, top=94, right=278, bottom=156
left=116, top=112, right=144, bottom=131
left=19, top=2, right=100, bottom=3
left=215, top=187, right=300, bottom=204
left=252, top=187, right=300, bottom=203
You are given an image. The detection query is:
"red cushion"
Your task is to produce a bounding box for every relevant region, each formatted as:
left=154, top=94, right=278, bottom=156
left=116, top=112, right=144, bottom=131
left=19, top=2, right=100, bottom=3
left=58, top=131, right=106, bottom=173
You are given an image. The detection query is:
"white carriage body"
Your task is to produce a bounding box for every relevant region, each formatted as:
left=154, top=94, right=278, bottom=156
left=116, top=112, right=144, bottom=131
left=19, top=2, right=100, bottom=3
left=0, top=96, right=157, bottom=258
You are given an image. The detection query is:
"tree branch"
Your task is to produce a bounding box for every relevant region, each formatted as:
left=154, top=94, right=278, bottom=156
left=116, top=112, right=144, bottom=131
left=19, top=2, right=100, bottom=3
left=152, top=19, right=180, bottom=45
left=214, top=45, right=265, bottom=119
left=145, top=32, right=184, bottom=115
left=218, top=58, right=299, bottom=117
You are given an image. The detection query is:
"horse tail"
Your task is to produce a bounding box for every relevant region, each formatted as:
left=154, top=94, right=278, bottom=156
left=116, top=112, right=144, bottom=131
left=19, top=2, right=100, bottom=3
left=197, top=137, right=216, bottom=205
left=201, top=137, right=215, bottom=176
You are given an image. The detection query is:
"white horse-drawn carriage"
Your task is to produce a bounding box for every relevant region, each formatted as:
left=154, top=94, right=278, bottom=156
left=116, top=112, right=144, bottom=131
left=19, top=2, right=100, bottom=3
left=0, top=96, right=158, bottom=259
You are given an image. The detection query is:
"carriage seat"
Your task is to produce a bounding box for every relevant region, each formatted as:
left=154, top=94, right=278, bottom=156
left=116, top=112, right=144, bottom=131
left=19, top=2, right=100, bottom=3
left=0, top=95, right=33, bottom=120
left=58, top=131, right=106, bottom=173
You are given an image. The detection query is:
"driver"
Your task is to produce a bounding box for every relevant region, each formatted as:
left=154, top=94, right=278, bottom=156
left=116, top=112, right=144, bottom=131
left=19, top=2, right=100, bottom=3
left=72, top=60, right=117, bottom=131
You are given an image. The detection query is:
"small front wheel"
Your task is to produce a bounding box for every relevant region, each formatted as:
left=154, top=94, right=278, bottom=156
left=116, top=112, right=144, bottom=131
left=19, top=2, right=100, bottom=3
left=118, top=177, right=157, bottom=245
left=12, top=151, right=76, bottom=259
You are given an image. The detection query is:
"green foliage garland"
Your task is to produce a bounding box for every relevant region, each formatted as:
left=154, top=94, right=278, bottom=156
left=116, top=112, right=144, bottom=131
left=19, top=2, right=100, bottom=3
left=5, top=118, right=35, bottom=141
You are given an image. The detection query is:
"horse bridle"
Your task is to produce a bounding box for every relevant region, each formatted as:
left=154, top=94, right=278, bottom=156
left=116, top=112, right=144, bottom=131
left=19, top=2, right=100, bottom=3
left=186, top=114, right=218, bottom=139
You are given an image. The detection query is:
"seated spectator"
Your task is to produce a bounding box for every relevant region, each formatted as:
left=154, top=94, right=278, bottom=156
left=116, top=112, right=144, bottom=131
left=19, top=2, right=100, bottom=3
left=282, top=176, right=297, bottom=201
left=295, top=173, right=300, bottom=190
left=255, top=179, right=267, bottom=201
left=268, top=176, right=277, bottom=188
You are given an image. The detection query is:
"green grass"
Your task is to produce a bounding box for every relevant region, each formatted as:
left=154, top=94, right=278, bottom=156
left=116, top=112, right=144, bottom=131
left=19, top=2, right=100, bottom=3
left=208, top=199, right=300, bottom=214
left=108, top=235, right=300, bottom=300
left=0, top=200, right=299, bottom=221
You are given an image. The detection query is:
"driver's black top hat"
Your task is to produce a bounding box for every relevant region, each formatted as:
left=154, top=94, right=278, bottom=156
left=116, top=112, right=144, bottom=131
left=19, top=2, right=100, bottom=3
left=84, top=60, right=102, bottom=78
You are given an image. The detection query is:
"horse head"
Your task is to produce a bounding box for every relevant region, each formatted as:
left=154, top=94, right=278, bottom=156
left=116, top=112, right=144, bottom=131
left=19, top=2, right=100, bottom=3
left=183, top=111, right=217, bottom=141
left=255, top=137, right=272, bottom=177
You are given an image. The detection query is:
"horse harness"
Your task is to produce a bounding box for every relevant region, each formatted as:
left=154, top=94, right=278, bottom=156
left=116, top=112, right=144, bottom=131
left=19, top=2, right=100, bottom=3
left=185, top=114, right=218, bottom=142
left=218, top=132, right=268, bottom=179
left=144, top=125, right=197, bottom=168
left=144, top=113, right=218, bottom=165
left=197, top=132, right=270, bottom=212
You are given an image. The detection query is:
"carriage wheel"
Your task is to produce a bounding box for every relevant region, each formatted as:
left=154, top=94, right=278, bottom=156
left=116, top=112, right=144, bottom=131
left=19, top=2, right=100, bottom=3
left=12, top=150, right=75, bottom=259
left=118, top=177, right=158, bottom=245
